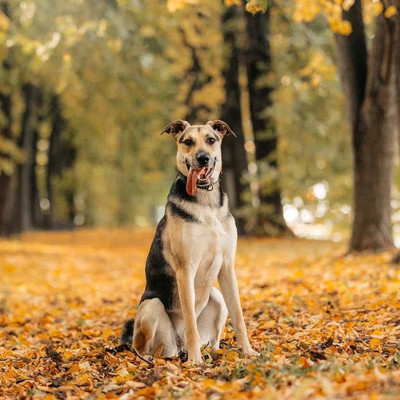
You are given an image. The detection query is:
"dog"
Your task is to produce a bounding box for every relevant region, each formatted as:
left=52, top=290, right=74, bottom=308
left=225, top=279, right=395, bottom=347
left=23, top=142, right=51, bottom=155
left=121, top=120, right=258, bottom=363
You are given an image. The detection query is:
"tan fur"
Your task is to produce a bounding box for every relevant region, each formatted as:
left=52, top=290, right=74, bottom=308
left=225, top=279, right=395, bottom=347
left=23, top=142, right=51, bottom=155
left=132, top=121, right=258, bottom=364
left=174, top=125, right=224, bottom=184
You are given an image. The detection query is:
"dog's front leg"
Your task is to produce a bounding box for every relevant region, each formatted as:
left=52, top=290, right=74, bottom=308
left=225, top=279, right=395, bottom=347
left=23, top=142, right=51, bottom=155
left=218, top=263, right=258, bottom=356
left=176, top=269, right=202, bottom=363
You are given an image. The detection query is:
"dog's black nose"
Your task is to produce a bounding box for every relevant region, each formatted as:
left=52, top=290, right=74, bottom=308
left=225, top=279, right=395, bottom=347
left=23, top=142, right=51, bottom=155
left=196, top=152, right=210, bottom=166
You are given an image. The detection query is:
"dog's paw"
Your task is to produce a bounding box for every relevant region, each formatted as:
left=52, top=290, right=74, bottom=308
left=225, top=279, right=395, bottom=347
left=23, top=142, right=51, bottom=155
left=185, top=351, right=203, bottom=365
left=243, top=348, right=260, bottom=357
left=240, top=346, right=260, bottom=358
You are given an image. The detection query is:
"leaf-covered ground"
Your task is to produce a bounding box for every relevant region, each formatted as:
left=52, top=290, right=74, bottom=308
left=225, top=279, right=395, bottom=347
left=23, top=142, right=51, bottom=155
left=0, top=229, right=399, bottom=399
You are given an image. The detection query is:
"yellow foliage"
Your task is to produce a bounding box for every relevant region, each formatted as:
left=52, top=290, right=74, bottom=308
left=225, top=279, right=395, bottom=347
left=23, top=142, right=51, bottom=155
left=192, top=78, right=225, bottom=111
left=370, top=338, right=382, bottom=349
left=293, top=1, right=322, bottom=23
left=225, top=0, right=242, bottom=6
left=0, top=10, right=10, bottom=31
left=1, top=230, right=400, bottom=398
left=245, top=0, right=264, bottom=14
left=166, top=0, right=224, bottom=121
left=371, top=1, right=384, bottom=16
left=384, top=5, right=397, bottom=18
left=300, top=51, right=337, bottom=88
left=293, top=0, right=390, bottom=34
left=328, top=18, right=353, bottom=35
left=342, top=0, right=355, bottom=12
left=167, top=0, right=199, bottom=13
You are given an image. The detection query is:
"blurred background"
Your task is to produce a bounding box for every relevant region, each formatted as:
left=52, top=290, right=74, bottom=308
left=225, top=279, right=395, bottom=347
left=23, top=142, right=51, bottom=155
left=0, top=0, right=398, bottom=247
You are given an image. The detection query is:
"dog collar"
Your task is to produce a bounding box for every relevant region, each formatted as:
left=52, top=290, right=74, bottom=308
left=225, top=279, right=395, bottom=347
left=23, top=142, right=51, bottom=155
left=177, top=172, right=219, bottom=192
left=197, top=180, right=215, bottom=191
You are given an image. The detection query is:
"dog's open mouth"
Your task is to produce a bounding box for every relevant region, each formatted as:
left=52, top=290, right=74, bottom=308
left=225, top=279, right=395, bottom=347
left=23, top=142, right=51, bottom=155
left=186, top=165, right=214, bottom=196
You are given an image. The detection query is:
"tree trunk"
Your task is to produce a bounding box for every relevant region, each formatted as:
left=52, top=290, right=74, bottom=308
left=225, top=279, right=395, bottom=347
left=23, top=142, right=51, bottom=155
left=0, top=2, right=13, bottom=235
left=220, top=5, right=248, bottom=234
left=0, top=92, right=13, bottom=235
left=47, top=95, right=65, bottom=228
left=391, top=3, right=400, bottom=263
left=31, top=128, right=41, bottom=228
left=335, top=1, right=368, bottom=133
left=337, top=0, right=397, bottom=251
left=46, top=95, right=75, bottom=229
left=180, top=24, right=212, bottom=122
left=244, top=5, right=289, bottom=235
left=11, top=83, right=38, bottom=233
left=395, top=2, right=400, bottom=137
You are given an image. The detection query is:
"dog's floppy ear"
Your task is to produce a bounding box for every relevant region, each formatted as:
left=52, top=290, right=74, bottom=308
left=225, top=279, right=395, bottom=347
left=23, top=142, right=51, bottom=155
left=206, top=120, right=236, bottom=137
left=161, top=120, right=190, bottom=139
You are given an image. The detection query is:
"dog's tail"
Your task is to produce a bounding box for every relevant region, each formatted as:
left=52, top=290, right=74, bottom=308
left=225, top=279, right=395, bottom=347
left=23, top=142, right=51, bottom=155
left=120, top=318, right=135, bottom=345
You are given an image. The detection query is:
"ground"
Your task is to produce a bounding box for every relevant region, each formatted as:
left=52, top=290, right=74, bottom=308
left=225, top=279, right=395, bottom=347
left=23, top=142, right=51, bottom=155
left=0, top=229, right=399, bottom=399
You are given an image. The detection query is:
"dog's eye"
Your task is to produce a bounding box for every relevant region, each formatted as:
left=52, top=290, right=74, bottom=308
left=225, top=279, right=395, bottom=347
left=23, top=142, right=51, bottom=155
left=206, top=137, right=216, bottom=145
left=183, top=139, right=194, bottom=147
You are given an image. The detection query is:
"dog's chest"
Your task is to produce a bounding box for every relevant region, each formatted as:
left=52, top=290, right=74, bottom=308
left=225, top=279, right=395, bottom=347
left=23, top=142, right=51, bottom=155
left=187, top=206, right=234, bottom=255
left=198, top=207, right=230, bottom=236
left=184, top=210, right=235, bottom=284
left=182, top=212, right=235, bottom=313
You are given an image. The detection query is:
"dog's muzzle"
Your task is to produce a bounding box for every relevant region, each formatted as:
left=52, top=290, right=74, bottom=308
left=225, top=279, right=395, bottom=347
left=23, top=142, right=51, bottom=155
left=196, top=167, right=215, bottom=191
left=185, top=158, right=217, bottom=196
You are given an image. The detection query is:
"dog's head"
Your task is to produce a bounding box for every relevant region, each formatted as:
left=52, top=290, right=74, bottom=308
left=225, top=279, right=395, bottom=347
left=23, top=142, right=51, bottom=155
left=161, top=120, right=236, bottom=196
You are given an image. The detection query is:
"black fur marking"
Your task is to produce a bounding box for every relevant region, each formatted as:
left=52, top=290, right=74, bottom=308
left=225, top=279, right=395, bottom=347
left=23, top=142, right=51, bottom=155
left=169, top=173, right=197, bottom=202
left=120, top=318, right=135, bottom=345
left=168, top=202, right=199, bottom=223
left=219, top=181, right=224, bottom=207
left=179, top=351, right=188, bottom=363
left=140, top=216, right=175, bottom=310
left=178, top=133, right=189, bottom=143
left=207, top=133, right=220, bottom=142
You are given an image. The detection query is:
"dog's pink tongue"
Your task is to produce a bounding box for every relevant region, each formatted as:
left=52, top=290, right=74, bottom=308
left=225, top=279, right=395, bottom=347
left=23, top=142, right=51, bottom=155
left=186, top=168, right=207, bottom=196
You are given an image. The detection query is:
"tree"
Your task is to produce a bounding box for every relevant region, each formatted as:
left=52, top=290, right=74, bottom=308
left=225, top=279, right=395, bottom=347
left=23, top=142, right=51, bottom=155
left=170, top=0, right=291, bottom=236
left=220, top=4, right=249, bottom=234
left=0, top=86, right=13, bottom=235
left=0, top=2, right=14, bottom=235
left=244, top=4, right=289, bottom=235
left=11, top=83, right=39, bottom=233
left=271, top=5, right=352, bottom=237
left=335, top=0, right=399, bottom=251
left=283, top=0, right=400, bottom=250
left=0, top=0, right=181, bottom=234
